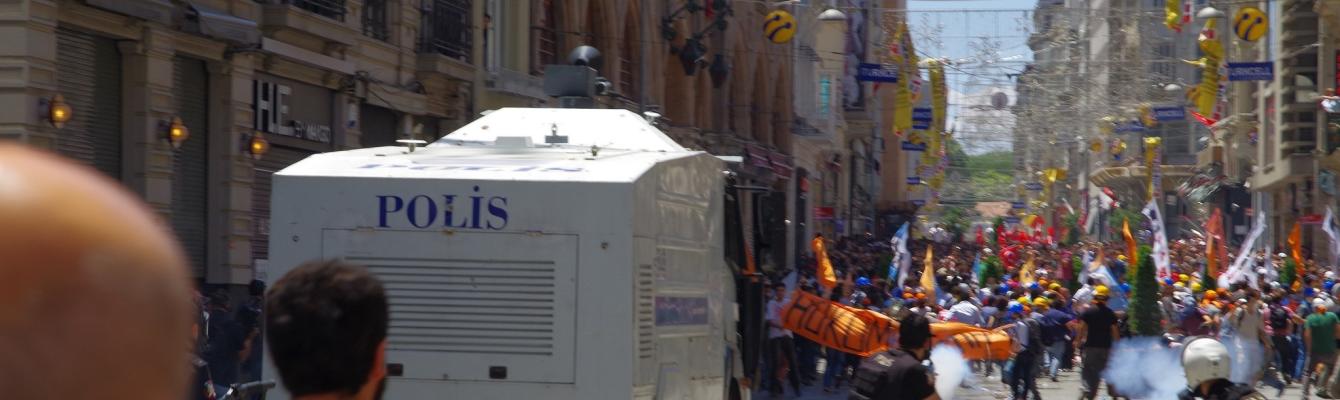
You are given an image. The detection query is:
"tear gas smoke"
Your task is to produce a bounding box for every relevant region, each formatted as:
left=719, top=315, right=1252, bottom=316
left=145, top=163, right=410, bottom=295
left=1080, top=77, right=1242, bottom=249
left=1222, top=334, right=1266, bottom=384
left=930, top=344, right=972, bottom=399
left=1099, top=335, right=1267, bottom=399
left=1103, top=337, right=1186, bottom=400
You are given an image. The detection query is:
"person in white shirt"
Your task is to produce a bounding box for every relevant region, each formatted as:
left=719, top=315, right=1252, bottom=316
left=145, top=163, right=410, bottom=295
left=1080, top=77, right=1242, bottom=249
left=948, top=287, right=985, bottom=327
left=764, top=283, right=801, bottom=396
left=1073, top=278, right=1097, bottom=311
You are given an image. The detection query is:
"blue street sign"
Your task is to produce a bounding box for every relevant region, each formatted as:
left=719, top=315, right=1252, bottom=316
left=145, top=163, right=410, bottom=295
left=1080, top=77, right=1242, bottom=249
left=1115, top=121, right=1147, bottom=132
left=1227, top=62, right=1273, bottom=81
left=912, top=108, right=932, bottom=130
left=1004, top=216, right=1021, bottom=224
left=1152, top=106, right=1186, bottom=121
left=912, top=199, right=926, bottom=206
left=901, top=141, right=926, bottom=151
left=907, top=176, right=921, bottom=185
left=1025, top=182, right=1043, bottom=191
left=1011, top=201, right=1026, bottom=209
left=857, top=63, right=899, bottom=82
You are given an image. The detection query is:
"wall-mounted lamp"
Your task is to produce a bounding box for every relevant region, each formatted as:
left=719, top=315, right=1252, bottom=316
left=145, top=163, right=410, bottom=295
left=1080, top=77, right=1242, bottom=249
left=162, top=116, right=189, bottom=150
left=41, top=94, right=73, bottom=128
left=245, top=131, right=269, bottom=160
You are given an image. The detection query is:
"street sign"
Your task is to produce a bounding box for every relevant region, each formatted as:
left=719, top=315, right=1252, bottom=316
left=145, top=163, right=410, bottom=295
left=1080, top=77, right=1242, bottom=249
left=1025, top=182, right=1043, bottom=191
left=912, top=199, right=926, bottom=206
left=912, top=108, right=932, bottom=130
left=857, top=63, right=899, bottom=82
left=907, top=176, right=921, bottom=185
left=1227, top=62, right=1274, bottom=81
left=814, top=206, right=835, bottom=220
left=1005, top=216, right=1021, bottom=224
left=901, top=141, right=926, bottom=151
left=1301, top=214, right=1324, bottom=225
left=1114, top=121, right=1147, bottom=132
left=1011, top=201, right=1025, bottom=209
left=1152, top=106, right=1186, bottom=121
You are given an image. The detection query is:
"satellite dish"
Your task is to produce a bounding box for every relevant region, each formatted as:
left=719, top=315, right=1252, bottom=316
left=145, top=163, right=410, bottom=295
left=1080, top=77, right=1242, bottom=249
left=990, top=92, right=1010, bottom=110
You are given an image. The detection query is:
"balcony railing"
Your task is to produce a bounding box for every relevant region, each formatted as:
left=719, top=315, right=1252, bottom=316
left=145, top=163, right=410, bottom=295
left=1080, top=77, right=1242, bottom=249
left=290, top=0, right=345, bottom=21
left=419, top=0, right=472, bottom=63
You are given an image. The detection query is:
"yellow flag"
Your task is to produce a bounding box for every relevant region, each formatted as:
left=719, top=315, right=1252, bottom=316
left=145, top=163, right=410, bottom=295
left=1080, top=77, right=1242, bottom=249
left=1123, top=217, right=1138, bottom=267
left=812, top=236, right=837, bottom=289
left=1090, top=247, right=1105, bottom=272
left=1165, top=0, right=1183, bottom=32
left=1020, top=253, right=1036, bottom=286
left=921, top=246, right=936, bottom=299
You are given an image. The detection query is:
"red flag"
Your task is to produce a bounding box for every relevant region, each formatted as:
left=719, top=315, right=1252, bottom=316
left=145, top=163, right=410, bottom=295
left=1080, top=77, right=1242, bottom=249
left=975, top=226, right=985, bottom=247
left=1190, top=110, right=1218, bottom=127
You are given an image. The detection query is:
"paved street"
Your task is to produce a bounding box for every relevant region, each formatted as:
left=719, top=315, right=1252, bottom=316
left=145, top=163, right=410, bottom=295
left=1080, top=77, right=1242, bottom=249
left=778, top=365, right=1309, bottom=400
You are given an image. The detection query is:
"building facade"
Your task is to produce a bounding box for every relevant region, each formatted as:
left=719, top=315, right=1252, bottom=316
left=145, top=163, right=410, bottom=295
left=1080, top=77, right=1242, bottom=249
left=0, top=0, right=806, bottom=287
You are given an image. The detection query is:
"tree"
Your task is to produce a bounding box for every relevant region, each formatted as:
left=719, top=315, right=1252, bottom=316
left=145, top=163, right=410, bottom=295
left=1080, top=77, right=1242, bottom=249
left=1069, top=255, right=1083, bottom=292
left=981, top=255, right=1003, bottom=287
left=942, top=206, right=971, bottom=243
left=990, top=216, right=1006, bottom=247
left=1063, top=213, right=1081, bottom=246
left=1281, top=259, right=1298, bottom=290
left=1127, top=245, right=1163, bottom=337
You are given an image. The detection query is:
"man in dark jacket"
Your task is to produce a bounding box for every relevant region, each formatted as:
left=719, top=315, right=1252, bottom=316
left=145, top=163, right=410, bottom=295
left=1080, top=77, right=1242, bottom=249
left=203, top=290, right=246, bottom=395
left=849, top=314, right=940, bottom=400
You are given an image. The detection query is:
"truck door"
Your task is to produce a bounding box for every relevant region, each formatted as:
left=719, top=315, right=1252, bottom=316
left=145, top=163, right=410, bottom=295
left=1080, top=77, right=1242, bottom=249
left=322, top=229, right=578, bottom=384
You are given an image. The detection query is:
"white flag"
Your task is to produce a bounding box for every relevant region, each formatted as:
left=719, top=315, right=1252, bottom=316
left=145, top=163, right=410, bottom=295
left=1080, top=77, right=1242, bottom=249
left=1323, top=206, right=1340, bottom=272
left=1223, top=211, right=1268, bottom=289
left=1142, top=198, right=1171, bottom=278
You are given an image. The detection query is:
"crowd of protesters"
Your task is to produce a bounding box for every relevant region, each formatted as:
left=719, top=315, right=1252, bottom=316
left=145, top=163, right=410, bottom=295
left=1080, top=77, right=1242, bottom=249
left=758, top=226, right=1340, bottom=400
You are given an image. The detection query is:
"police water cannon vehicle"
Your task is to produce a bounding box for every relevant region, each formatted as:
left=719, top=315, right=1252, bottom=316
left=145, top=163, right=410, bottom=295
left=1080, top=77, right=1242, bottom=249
left=263, top=47, right=761, bottom=400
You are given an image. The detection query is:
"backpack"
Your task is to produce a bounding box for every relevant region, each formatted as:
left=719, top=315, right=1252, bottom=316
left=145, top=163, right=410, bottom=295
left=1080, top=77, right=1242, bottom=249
left=1269, top=305, right=1290, bottom=331
left=1021, top=319, right=1045, bottom=355
left=849, top=350, right=897, bottom=400
left=1038, top=313, right=1068, bottom=346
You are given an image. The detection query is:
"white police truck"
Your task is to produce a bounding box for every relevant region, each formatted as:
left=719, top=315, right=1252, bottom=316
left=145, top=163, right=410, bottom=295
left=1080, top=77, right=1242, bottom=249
left=263, top=105, right=755, bottom=400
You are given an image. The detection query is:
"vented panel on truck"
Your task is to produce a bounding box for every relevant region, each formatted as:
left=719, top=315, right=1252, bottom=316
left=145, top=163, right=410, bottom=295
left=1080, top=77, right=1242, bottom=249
left=322, top=230, right=577, bottom=384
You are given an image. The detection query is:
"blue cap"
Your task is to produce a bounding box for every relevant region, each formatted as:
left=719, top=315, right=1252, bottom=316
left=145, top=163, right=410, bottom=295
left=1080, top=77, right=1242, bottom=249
left=856, top=277, right=872, bottom=287
left=1029, top=283, right=1040, bottom=290
left=1327, top=281, right=1336, bottom=291
left=1009, top=303, right=1024, bottom=314
left=1306, top=287, right=1317, bottom=297
left=1120, top=283, right=1131, bottom=293
left=1164, top=278, right=1174, bottom=285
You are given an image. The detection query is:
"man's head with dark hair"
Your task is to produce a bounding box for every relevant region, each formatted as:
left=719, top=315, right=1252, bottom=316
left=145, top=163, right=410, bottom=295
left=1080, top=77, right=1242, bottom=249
left=898, top=314, right=933, bottom=359
left=249, top=279, right=267, bottom=297
left=266, top=260, right=389, bottom=400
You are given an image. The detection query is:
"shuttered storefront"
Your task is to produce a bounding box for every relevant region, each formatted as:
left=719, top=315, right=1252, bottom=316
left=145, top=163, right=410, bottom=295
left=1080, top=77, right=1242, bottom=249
left=360, top=103, right=399, bottom=147
left=251, top=145, right=313, bottom=262
left=55, top=27, right=122, bottom=178
left=173, top=57, right=210, bottom=277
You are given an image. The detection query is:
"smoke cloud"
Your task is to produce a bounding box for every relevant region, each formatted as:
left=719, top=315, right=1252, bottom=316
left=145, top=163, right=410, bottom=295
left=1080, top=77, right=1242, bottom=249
left=1103, top=337, right=1187, bottom=400
left=930, top=344, right=972, bottom=399
left=1222, top=334, right=1266, bottom=384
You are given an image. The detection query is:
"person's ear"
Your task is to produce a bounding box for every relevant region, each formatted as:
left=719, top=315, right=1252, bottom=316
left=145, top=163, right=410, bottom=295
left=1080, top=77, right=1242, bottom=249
left=369, top=339, right=388, bottom=383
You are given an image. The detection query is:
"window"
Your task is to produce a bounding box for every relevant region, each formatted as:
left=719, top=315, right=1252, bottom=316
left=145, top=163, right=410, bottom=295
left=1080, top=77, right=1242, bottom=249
left=362, top=0, right=388, bottom=40
left=294, top=0, right=346, bottom=20
left=533, top=0, right=559, bottom=74
left=618, top=14, right=640, bottom=101
left=420, top=0, right=472, bottom=63
left=485, top=0, right=501, bottom=71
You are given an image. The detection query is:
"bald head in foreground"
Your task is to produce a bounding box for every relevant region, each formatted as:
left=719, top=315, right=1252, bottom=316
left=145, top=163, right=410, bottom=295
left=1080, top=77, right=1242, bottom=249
left=0, top=145, right=194, bottom=399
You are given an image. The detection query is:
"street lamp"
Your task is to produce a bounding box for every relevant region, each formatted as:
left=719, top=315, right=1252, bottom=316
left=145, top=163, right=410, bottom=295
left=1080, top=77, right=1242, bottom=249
left=1196, top=6, right=1226, bottom=20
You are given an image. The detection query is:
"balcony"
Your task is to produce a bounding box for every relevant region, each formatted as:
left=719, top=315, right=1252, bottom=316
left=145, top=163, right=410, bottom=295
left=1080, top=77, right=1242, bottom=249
left=418, top=0, right=472, bottom=63
left=261, top=0, right=358, bottom=48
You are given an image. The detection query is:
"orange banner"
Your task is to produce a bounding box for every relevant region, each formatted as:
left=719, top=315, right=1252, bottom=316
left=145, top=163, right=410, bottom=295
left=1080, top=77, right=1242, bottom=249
left=781, top=289, right=1019, bottom=361
left=780, top=290, right=894, bottom=357
left=812, top=236, right=837, bottom=289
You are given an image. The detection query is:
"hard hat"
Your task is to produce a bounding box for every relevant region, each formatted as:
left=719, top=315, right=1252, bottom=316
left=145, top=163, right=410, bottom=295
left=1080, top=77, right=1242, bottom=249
left=1180, top=274, right=1190, bottom=282
left=1008, top=301, right=1023, bottom=314
left=1018, top=296, right=1030, bottom=304
left=1191, top=282, right=1203, bottom=292
left=1174, top=282, right=1185, bottom=288
left=1182, top=337, right=1232, bottom=387
left=1327, top=271, right=1336, bottom=280
left=1120, top=283, right=1131, bottom=293
left=1118, top=255, right=1127, bottom=261
left=1278, top=253, right=1288, bottom=258
left=1204, top=290, right=1218, bottom=300
left=1049, top=283, right=1062, bottom=291
left=915, top=292, right=927, bottom=300
left=1306, top=287, right=1317, bottom=297
left=856, top=277, right=871, bottom=287
left=1314, top=298, right=1328, bottom=310
left=1029, top=282, right=1040, bottom=290
left=1094, top=285, right=1111, bottom=298
left=1033, top=297, right=1050, bottom=308
left=1164, top=278, right=1175, bottom=286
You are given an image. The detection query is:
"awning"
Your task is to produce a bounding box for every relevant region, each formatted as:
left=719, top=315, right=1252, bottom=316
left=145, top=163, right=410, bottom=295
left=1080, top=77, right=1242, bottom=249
left=769, top=150, right=793, bottom=179
left=183, top=2, right=261, bottom=46
left=89, top=0, right=174, bottom=26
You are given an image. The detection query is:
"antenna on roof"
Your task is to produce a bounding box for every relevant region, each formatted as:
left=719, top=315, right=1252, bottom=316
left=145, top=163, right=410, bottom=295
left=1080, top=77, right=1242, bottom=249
left=545, top=123, right=568, bottom=145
